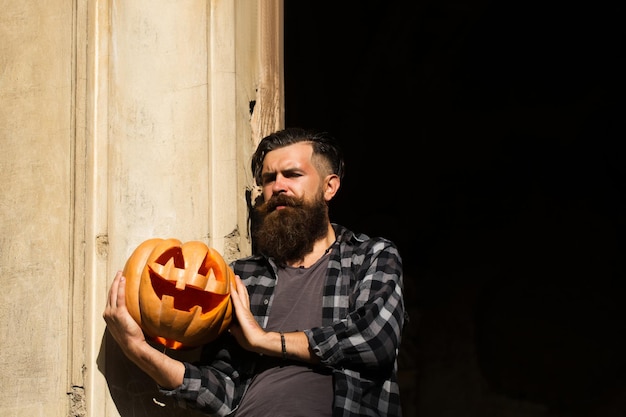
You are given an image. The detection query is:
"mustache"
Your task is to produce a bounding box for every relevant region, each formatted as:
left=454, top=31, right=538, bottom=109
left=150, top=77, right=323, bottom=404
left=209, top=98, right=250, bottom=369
left=263, top=195, right=303, bottom=211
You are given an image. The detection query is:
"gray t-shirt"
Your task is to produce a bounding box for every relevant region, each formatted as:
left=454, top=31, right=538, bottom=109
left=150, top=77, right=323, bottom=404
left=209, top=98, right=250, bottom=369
left=235, top=254, right=333, bottom=416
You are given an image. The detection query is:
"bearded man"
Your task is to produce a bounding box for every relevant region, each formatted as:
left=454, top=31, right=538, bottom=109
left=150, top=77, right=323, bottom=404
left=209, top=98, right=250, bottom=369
left=104, top=127, right=407, bottom=417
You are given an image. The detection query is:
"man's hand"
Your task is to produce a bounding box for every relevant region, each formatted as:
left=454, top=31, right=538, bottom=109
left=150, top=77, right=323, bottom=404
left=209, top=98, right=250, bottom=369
left=103, top=271, right=146, bottom=352
left=103, top=270, right=185, bottom=389
left=228, top=275, right=267, bottom=352
left=228, top=275, right=316, bottom=364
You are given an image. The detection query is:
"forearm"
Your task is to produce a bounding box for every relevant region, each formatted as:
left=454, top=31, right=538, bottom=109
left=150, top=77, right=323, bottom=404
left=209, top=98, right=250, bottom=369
left=255, top=331, right=319, bottom=364
left=122, top=340, right=185, bottom=389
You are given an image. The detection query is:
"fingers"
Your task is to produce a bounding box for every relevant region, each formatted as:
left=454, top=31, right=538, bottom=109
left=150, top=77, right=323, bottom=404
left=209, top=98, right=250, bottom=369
left=117, top=273, right=127, bottom=308
left=228, top=275, right=266, bottom=353
left=230, top=276, right=250, bottom=321
left=107, top=271, right=120, bottom=307
left=105, top=271, right=126, bottom=316
left=102, top=270, right=147, bottom=350
left=233, top=275, right=250, bottom=309
left=230, top=277, right=243, bottom=310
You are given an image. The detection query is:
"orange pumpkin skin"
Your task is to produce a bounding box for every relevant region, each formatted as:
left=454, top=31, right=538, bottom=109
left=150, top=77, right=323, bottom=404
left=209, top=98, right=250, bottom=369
left=123, top=238, right=235, bottom=350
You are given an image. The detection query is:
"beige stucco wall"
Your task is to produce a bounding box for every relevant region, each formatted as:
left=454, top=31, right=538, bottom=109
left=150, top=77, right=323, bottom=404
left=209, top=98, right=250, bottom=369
left=0, top=1, right=283, bottom=416
left=0, top=1, right=74, bottom=416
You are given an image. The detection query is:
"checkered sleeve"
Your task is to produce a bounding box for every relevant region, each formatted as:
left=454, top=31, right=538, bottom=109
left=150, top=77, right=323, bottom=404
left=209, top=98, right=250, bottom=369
left=158, top=327, right=254, bottom=416
left=306, top=236, right=405, bottom=373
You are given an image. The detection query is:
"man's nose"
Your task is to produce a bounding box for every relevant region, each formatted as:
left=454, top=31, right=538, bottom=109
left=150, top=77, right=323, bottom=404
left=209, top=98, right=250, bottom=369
left=272, top=175, right=288, bottom=193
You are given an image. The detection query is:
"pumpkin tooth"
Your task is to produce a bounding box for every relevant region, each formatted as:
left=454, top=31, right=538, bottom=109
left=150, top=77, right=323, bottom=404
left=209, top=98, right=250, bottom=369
left=161, top=294, right=175, bottom=306
left=175, top=276, right=187, bottom=290
left=155, top=257, right=176, bottom=282
left=157, top=295, right=177, bottom=327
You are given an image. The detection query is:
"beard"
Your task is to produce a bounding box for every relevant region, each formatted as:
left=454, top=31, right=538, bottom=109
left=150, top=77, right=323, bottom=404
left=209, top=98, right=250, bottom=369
left=251, top=192, right=329, bottom=266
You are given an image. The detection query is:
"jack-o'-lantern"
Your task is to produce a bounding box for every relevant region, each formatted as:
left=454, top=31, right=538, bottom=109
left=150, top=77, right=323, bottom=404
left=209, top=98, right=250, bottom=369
left=123, top=238, right=236, bottom=350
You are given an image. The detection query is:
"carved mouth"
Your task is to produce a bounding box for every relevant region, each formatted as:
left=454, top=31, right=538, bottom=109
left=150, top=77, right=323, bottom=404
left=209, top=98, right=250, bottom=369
left=147, top=246, right=227, bottom=314
left=147, top=268, right=226, bottom=313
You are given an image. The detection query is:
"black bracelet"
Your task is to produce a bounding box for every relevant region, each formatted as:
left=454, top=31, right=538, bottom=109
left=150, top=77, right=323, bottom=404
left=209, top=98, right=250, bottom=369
left=280, top=331, right=287, bottom=360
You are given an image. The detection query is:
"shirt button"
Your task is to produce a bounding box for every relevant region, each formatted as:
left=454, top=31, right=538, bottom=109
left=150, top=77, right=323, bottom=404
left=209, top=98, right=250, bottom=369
left=263, top=299, right=269, bottom=305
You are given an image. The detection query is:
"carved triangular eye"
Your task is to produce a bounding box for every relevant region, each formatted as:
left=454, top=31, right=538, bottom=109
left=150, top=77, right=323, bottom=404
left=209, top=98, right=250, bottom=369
left=154, top=246, right=185, bottom=269
left=198, top=252, right=210, bottom=276
left=123, top=238, right=236, bottom=350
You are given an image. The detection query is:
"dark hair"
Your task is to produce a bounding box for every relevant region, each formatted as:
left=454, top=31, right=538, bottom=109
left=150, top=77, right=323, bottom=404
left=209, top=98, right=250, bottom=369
left=251, top=127, right=345, bottom=186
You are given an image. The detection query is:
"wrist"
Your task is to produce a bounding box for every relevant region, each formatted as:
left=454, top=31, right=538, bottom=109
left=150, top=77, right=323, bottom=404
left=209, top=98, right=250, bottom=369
left=123, top=336, right=152, bottom=361
left=279, top=331, right=287, bottom=360
left=256, top=331, right=286, bottom=359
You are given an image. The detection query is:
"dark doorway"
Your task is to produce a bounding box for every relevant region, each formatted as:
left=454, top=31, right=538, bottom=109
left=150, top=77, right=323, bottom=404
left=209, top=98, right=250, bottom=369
left=284, top=1, right=626, bottom=416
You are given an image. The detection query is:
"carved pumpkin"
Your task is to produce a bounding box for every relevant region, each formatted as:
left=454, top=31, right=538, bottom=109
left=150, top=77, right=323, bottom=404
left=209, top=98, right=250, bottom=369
left=123, top=238, right=235, bottom=350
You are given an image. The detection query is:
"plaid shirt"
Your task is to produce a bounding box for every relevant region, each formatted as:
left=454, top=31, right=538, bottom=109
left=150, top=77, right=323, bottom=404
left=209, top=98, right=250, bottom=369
left=161, top=224, right=406, bottom=416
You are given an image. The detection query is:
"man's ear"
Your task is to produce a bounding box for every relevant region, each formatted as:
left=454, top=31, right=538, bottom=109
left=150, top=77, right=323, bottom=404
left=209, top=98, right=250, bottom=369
left=323, top=174, right=341, bottom=202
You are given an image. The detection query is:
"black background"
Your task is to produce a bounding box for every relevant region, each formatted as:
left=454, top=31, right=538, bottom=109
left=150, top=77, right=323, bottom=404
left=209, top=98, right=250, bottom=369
left=285, top=1, right=625, bottom=415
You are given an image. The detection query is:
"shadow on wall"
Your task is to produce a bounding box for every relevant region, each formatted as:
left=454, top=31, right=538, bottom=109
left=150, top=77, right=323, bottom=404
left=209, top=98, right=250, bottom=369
left=98, top=332, right=207, bottom=417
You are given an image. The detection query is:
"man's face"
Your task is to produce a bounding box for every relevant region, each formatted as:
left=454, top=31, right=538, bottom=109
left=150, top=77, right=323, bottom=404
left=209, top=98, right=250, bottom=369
left=252, top=143, right=330, bottom=264
left=258, top=142, right=325, bottom=206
